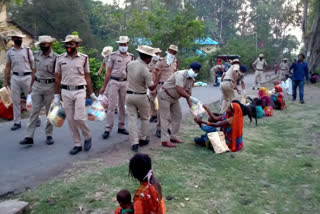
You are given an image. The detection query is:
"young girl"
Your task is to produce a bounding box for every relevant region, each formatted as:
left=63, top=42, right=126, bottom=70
left=129, top=153, right=166, bottom=214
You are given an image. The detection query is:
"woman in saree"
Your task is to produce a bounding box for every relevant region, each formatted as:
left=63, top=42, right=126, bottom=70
left=194, top=103, right=244, bottom=152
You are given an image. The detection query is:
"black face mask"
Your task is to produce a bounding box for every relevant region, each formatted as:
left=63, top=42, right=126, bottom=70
left=40, top=46, right=50, bottom=52
left=14, top=40, right=22, bottom=46
left=65, top=46, right=76, bottom=54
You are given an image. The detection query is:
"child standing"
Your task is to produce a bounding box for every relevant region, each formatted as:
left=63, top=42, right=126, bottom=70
left=114, top=189, right=134, bottom=214
left=129, top=153, right=166, bottom=214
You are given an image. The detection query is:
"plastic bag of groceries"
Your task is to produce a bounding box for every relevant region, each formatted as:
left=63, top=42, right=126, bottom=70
left=48, top=102, right=66, bottom=127
left=190, top=102, right=206, bottom=118
left=26, top=94, right=32, bottom=112
left=0, top=87, right=12, bottom=108
left=88, top=100, right=106, bottom=121
left=97, top=94, right=108, bottom=109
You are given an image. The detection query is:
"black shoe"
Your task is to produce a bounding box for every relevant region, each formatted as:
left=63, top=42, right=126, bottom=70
left=84, top=138, right=92, bottom=151
left=69, top=146, right=82, bottom=155
left=252, top=87, right=255, bottom=90
left=131, top=144, right=139, bottom=152
left=102, top=131, right=110, bottom=139
left=46, top=136, right=54, bottom=145
left=155, top=130, right=161, bottom=138
left=36, top=119, right=41, bottom=127
left=149, top=116, right=157, bottom=123
left=11, top=123, right=21, bottom=131
left=118, top=129, right=129, bottom=135
left=300, top=100, right=305, bottom=104
left=213, top=83, right=219, bottom=87
left=20, top=137, right=33, bottom=145
left=115, top=109, right=118, bottom=114
left=139, top=138, right=150, bottom=147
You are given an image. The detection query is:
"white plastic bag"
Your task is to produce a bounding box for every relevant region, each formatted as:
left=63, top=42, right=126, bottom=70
left=97, top=94, right=108, bottom=109
left=0, top=87, right=12, bottom=108
left=286, top=78, right=292, bottom=95
left=48, top=102, right=66, bottom=127
left=190, top=102, right=206, bottom=118
left=88, top=100, right=106, bottom=121
left=26, top=94, right=32, bottom=112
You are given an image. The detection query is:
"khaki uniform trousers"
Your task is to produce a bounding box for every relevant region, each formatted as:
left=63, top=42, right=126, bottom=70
left=126, top=94, right=150, bottom=146
left=148, top=90, right=157, bottom=117
left=253, top=70, right=263, bottom=88
left=105, top=80, right=127, bottom=131
left=211, top=70, right=217, bottom=84
left=158, top=90, right=182, bottom=142
left=220, top=81, right=235, bottom=113
left=279, top=70, right=287, bottom=81
left=61, top=89, right=91, bottom=147
left=26, top=82, right=54, bottom=138
left=10, top=75, right=31, bottom=123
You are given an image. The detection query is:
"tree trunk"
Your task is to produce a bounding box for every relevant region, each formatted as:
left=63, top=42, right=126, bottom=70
left=306, top=0, right=320, bottom=72
left=302, top=0, right=309, bottom=41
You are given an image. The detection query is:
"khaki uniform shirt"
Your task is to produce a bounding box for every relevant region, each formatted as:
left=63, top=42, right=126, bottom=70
left=253, top=58, right=267, bottom=70
left=127, top=58, right=154, bottom=93
left=211, top=65, right=224, bottom=73
left=224, top=64, right=240, bottom=83
left=155, top=56, right=177, bottom=83
left=34, top=50, right=59, bottom=79
left=55, top=52, right=89, bottom=86
left=148, top=58, right=162, bottom=72
left=278, top=62, right=289, bottom=71
left=6, top=46, right=34, bottom=74
left=107, top=51, right=134, bottom=79
left=162, top=70, right=194, bottom=100
left=103, top=55, right=110, bottom=66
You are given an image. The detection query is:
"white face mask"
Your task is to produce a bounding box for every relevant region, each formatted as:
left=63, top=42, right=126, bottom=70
left=152, top=55, right=160, bottom=61
left=166, top=53, right=175, bottom=65
left=187, top=69, right=197, bottom=78
left=233, top=64, right=240, bottom=70
left=119, top=46, right=128, bottom=53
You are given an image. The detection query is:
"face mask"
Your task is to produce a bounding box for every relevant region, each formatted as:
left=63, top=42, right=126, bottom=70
left=14, top=40, right=22, bottom=46
left=187, top=69, right=197, bottom=78
left=40, top=46, right=50, bottom=52
left=166, top=53, right=175, bottom=65
left=233, top=64, right=240, bottom=70
left=65, top=46, right=76, bottom=54
left=119, top=46, right=128, bottom=53
left=152, top=55, right=160, bottom=61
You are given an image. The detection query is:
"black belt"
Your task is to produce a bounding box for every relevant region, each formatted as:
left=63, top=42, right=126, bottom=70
left=223, top=79, right=232, bottom=82
left=111, top=76, right=127, bottom=82
left=127, top=90, right=146, bottom=95
left=35, top=77, right=55, bottom=84
left=13, top=72, right=32, bottom=76
left=159, top=82, right=164, bottom=85
left=61, top=84, right=85, bottom=91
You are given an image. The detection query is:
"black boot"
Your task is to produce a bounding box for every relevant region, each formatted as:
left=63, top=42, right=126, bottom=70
left=20, top=137, right=33, bottom=145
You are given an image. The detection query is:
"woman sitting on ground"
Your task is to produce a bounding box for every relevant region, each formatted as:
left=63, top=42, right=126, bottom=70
left=194, top=103, right=243, bottom=152
left=129, top=153, right=166, bottom=214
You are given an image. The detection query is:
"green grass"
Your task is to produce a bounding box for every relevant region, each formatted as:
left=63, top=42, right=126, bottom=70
left=18, top=99, right=320, bottom=214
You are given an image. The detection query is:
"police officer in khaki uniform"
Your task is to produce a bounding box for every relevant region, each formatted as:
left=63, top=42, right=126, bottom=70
left=99, top=36, right=134, bottom=139
left=54, top=35, right=97, bottom=155
left=20, top=36, right=58, bottom=145
left=252, top=54, right=268, bottom=90
left=126, top=46, right=161, bottom=152
left=210, top=64, right=224, bottom=86
left=154, top=44, right=178, bottom=138
left=97, top=46, right=113, bottom=76
left=4, top=32, right=35, bottom=131
left=220, top=59, right=241, bottom=113
left=278, top=58, right=289, bottom=80
left=148, top=48, right=162, bottom=123
left=158, top=63, right=201, bottom=147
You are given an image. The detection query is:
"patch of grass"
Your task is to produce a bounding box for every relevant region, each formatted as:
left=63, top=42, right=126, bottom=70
left=19, top=96, right=320, bottom=214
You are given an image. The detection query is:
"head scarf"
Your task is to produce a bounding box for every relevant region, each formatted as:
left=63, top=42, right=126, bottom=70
left=230, top=103, right=243, bottom=152
left=275, top=85, right=282, bottom=93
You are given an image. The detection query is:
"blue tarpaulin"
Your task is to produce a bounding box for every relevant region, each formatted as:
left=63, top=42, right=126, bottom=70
left=194, top=38, right=219, bottom=45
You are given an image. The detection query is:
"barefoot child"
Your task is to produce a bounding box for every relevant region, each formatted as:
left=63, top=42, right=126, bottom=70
left=114, top=189, right=134, bottom=214
left=129, top=153, right=166, bottom=214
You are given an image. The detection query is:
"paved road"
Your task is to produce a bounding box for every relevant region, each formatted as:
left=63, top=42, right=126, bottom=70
left=0, top=74, right=255, bottom=196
